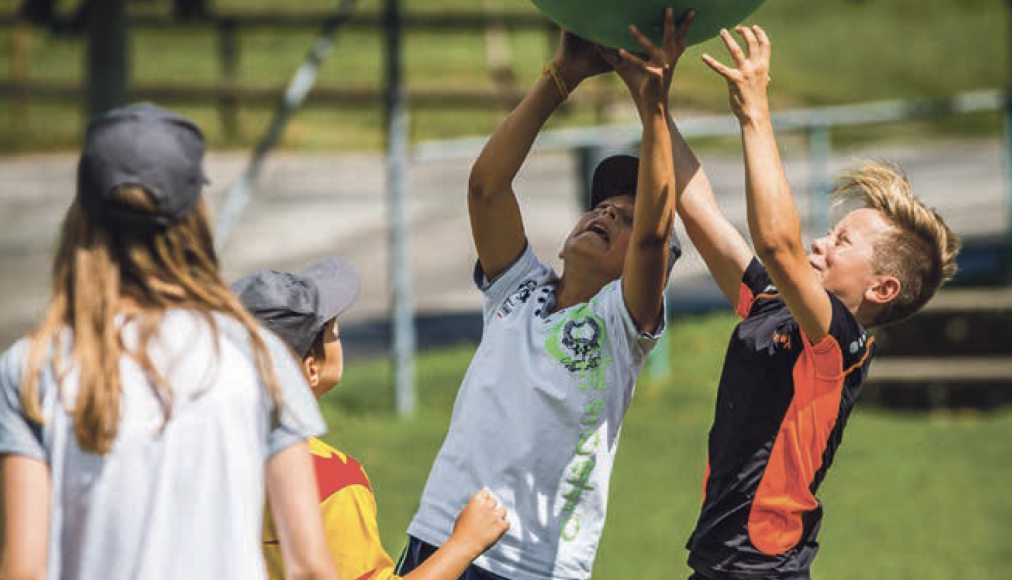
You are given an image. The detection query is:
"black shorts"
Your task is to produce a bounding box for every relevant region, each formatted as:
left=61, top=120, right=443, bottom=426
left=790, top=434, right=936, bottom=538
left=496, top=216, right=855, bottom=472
left=396, top=535, right=511, bottom=580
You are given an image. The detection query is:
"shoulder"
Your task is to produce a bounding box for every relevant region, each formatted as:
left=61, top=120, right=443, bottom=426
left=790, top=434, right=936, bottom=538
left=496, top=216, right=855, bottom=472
left=824, top=292, right=873, bottom=368
left=0, top=338, right=31, bottom=397
left=309, top=437, right=373, bottom=499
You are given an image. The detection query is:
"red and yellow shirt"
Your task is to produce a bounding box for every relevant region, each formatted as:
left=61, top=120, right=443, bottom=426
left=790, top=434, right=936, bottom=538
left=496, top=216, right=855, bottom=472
left=264, top=437, right=399, bottom=580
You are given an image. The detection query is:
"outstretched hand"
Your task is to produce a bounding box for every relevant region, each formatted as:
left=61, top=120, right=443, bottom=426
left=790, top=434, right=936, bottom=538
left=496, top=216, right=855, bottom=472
left=601, top=8, right=694, bottom=117
left=701, top=25, right=772, bottom=123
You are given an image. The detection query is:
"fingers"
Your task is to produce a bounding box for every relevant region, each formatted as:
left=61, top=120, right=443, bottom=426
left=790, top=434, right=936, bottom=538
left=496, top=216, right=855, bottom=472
left=674, top=9, right=695, bottom=53
left=617, top=48, right=648, bottom=70
left=627, top=24, right=664, bottom=64
left=718, top=28, right=746, bottom=67
left=752, top=25, right=771, bottom=61
left=736, top=25, right=759, bottom=59
left=662, top=7, right=676, bottom=55
left=700, top=53, right=734, bottom=79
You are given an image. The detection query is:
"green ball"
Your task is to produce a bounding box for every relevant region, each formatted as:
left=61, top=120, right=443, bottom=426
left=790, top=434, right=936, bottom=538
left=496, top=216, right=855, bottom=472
left=528, top=0, right=766, bottom=50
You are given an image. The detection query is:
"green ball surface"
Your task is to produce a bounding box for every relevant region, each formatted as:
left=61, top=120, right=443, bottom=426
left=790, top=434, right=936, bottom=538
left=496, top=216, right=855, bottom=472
left=529, top=0, right=766, bottom=50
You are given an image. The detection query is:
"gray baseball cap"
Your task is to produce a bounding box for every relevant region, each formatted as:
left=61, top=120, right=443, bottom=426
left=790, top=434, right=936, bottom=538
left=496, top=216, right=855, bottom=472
left=232, top=256, right=361, bottom=357
left=77, top=102, right=207, bottom=227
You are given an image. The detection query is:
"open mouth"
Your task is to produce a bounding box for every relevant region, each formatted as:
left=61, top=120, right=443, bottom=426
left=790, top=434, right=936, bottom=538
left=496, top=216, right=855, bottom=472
left=587, top=222, right=610, bottom=244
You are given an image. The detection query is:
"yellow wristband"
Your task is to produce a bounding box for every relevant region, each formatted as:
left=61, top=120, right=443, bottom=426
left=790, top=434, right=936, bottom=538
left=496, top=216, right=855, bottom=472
left=543, top=63, right=569, bottom=100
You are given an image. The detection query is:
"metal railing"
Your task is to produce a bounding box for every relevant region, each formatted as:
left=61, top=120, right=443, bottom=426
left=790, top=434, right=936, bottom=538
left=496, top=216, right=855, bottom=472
left=414, top=89, right=1012, bottom=273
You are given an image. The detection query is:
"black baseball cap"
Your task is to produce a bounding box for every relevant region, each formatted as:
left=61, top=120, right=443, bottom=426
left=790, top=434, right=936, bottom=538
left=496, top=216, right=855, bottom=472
left=590, top=154, right=639, bottom=209
left=77, top=103, right=207, bottom=227
left=589, top=154, right=683, bottom=272
left=232, top=256, right=361, bottom=357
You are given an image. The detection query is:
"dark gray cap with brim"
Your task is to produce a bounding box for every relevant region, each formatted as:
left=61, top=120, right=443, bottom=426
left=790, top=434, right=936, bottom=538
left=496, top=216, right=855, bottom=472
left=232, top=256, right=360, bottom=357
left=590, top=154, right=683, bottom=274
left=77, top=102, right=207, bottom=228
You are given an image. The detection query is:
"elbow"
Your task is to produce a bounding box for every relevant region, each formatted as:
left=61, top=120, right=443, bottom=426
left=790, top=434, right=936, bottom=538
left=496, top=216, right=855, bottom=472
left=467, top=161, right=497, bottom=203
left=754, top=236, right=804, bottom=266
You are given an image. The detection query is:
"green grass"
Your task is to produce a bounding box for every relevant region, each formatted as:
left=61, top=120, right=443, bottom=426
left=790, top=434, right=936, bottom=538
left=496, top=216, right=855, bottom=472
left=0, top=0, right=1007, bottom=151
left=320, top=312, right=1012, bottom=579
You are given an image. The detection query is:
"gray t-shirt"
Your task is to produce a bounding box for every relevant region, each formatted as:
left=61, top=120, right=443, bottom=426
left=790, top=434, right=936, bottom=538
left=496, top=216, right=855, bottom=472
left=407, top=246, right=664, bottom=580
left=0, top=309, right=326, bottom=580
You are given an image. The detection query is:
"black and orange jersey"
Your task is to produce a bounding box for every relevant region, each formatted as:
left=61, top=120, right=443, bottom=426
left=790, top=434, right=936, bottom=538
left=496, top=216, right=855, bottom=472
left=687, top=259, right=874, bottom=579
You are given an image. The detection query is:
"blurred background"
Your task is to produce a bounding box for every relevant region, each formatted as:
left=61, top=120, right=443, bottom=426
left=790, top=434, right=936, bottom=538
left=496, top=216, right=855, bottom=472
left=0, top=0, right=1010, bottom=577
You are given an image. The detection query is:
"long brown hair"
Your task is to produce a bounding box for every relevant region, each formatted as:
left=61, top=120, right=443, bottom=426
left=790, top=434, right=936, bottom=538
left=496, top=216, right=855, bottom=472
left=21, top=185, right=283, bottom=454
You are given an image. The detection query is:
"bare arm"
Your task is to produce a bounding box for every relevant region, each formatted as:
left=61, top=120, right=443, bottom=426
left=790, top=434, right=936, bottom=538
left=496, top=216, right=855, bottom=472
left=266, top=443, right=337, bottom=580
left=0, top=455, right=49, bottom=580
left=402, top=489, right=509, bottom=580
left=469, top=33, right=609, bottom=280
left=602, top=9, right=687, bottom=332
left=702, top=27, right=831, bottom=341
left=666, top=113, right=754, bottom=304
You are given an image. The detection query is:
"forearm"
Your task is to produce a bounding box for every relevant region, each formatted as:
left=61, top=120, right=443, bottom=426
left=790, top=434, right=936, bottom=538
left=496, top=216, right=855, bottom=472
left=666, top=111, right=752, bottom=301
left=468, top=74, right=565, bottom=196
left=633, top=107, right=676, bottom=245
left=402, top=536, right=483, bottom=580
left=740, top=115, right=804, bottom=259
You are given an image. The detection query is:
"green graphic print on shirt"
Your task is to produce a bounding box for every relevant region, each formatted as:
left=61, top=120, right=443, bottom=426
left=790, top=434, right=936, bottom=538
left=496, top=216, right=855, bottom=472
left=544, top=303, right=612, bottom=542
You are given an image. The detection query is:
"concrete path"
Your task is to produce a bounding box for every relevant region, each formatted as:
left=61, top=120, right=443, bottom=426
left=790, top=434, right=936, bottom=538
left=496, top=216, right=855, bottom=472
left=0, top=137, right=1007, bottom=352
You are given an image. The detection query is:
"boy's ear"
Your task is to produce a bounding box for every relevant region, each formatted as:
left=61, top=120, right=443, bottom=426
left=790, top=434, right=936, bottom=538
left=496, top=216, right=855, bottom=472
left=866, top=275, right=901, bottom=306
left=302, top=355, right=320, bottom=388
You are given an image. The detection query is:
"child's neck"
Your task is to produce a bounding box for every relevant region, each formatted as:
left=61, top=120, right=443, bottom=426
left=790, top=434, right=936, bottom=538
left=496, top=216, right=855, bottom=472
left=551, top=270, right=609, bottom=313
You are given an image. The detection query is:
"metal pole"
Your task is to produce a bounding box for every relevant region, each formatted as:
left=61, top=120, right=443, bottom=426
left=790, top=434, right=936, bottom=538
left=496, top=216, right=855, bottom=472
left=87, top=0, right=128, bottom=118
left=1005, top=0, right=1012, bottom=284
left=807, top=122, right=832, bottom=240
left=214, top=0, right=356, bottom=251
left=385, top=0, right=416, bottom=416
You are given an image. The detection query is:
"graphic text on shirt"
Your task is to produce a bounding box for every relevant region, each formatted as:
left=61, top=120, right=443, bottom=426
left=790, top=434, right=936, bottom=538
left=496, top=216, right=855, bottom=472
left=545, top=304, right=612, bottom=542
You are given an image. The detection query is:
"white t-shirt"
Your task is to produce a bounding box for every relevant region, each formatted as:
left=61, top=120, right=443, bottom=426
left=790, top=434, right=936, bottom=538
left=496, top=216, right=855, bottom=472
left=0, top=309, right=326, bottom=580
left=408, top=246, right=664, bottom=580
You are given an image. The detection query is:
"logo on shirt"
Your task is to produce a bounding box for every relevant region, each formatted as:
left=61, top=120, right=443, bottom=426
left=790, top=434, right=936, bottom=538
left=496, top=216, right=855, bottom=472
left=849, top=332, right=868, bottom=355
left=546, top=306, right=606, bottom=374
left=771, top=329, right=793, bottom=352
left=496, top=279, right=537, bottom=319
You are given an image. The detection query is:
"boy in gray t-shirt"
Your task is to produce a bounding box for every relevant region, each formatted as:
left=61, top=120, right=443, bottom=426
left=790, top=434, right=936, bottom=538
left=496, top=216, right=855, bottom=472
left=401, top=11, right=691, bottom=580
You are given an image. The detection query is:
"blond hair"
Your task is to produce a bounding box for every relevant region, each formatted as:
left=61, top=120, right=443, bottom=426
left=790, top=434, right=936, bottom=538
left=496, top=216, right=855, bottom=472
left=22, top=186, right=284, bottom=454
left=833, top=161, right=960, bottom=326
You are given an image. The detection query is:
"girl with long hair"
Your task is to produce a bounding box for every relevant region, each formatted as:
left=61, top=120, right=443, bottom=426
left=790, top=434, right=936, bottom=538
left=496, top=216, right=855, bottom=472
left=0, top=104, right=336, bottom=580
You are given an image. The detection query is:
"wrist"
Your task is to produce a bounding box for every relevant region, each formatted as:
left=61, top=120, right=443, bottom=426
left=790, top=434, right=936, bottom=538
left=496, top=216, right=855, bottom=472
left=636, top=99, right=667, bottom=121
left=737, top=104, right=771, bottom=127
left=444, top=532, right=484, bottom=562
left=550, top=60, right=584, bottom=94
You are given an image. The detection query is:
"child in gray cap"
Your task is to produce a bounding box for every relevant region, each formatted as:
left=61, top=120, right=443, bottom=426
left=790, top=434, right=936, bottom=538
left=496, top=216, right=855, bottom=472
left=233, top=258, right=510, bottom=580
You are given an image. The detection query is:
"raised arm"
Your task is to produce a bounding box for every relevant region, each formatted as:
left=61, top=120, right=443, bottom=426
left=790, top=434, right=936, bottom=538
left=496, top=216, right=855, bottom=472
left=601, top=9, right=685, bottom=332
left=469, top=33, right=609, bottom=280
left=702, top=26, right=832, bottom=342
left=666, top=111, right=754, bottom=305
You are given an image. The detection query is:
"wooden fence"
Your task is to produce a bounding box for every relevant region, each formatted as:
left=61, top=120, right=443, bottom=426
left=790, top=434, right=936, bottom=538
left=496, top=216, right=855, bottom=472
left=0, top=10, right=590, bottom=138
